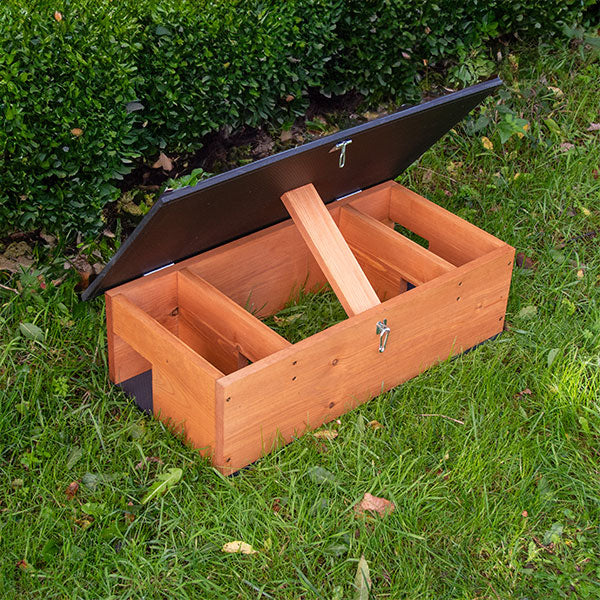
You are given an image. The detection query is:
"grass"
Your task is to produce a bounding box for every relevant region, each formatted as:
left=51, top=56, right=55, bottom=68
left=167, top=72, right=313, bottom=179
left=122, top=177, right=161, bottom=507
left=1, top=40, right=600, bottom=599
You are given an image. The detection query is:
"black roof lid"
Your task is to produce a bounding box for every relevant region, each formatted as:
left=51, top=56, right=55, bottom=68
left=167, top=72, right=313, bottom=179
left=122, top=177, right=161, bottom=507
left=83, top=77, right=501, bottom=300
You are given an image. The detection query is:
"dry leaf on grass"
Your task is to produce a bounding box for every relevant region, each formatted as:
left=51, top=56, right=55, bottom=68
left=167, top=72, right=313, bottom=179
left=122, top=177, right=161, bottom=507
left=65, top=481, right=79, bottom=500
left=587, top=123, right=600, bottom=131
left=560, top=142, right=575, bottom=152
left=367, top=420, right=384, bottom=430
left=354, top=493, right=395, bottom=517
left=280, top=129, right=293, bottom=143
left=152, top=151, right=174, bottom=171
left=515, top=252, right=535, bottom=270
left=313, top=429, right=338, bottom=440
left=222, top=541, right=258, bottom=555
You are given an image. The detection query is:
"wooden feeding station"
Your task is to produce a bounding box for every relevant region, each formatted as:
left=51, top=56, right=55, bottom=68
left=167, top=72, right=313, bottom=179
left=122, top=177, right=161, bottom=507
left=84, top=78, right=514, bottom=474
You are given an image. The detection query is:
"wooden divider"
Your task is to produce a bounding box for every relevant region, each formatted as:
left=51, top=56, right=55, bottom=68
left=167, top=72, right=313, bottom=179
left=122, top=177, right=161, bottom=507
left=111, top=293, right=223, bottom=454
left=339, top=205, right=454, bottom=287
left=281, top=184, right=380, bottom=317
left=389, top=184, right=503, bottom=266
left=177, top=269, right=290, bottom=374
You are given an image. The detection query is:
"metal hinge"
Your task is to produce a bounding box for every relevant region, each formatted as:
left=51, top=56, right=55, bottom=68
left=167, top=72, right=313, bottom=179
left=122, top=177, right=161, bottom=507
left=143, top=262, right=174, bottom=277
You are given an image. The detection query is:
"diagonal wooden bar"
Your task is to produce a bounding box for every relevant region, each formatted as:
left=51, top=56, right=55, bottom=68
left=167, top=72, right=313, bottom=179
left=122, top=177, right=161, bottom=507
left=281, top=183, right=380, bottom=317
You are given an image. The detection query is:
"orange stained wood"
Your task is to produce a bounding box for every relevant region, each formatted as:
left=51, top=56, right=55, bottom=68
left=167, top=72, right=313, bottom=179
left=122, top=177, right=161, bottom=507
left=281, top=183, right=380, bottom=317
left=339, top=204, right=455, bottom=286
left=104, top=182, right=394, bottom=384
left=111, top=293, right=223, bottom=454
left=215, top=243, right=514, bottom=473
left=177, top=269, right=290, bottom=363
left=389, top=184, right=503, bottom=266
left=105, top=271, right=178, bottom=384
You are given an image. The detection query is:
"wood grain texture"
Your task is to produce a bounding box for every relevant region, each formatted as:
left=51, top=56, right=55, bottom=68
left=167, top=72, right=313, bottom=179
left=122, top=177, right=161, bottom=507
left=339, top=204, right=454, bottom=287
left=106, top=271, right=178, bottom=383
left=178, top=269, right=290, bottom=366
left=111, top=294, right=222, bottom=455
left=216, top=244, right=514, bottom=473
left=389, top=183, right=503, bottom=266
left=281, top=183, right=380, bottom=317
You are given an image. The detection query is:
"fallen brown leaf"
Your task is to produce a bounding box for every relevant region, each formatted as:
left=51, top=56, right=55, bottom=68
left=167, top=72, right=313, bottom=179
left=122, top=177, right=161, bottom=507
left=355, top=492, right=395, bottom=517
left=367, top=420, right=384, bottom=430
left=152, top=151, right=174, bottom=171
left=222, top=541, right=258, bottom=554
left=285, top=94, right=294, bottom=102
left=515, top=252, right=535, bottom=270
left=560, top=142, right=575, bottom=152
left=70, top=128, right=83, bottom=137
left=313, top=429, right=338, bottom=440
left=16, top=559, right=29, bottom=570
left=280, top=129, right=293, bottom=143
left=587, top=123, right=600, bottom=131
left=65, top=481, right=79, bottom=500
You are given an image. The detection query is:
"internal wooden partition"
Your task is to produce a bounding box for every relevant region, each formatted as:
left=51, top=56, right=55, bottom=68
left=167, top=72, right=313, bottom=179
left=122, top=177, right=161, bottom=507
left=105, top=180, right=514, bottom=473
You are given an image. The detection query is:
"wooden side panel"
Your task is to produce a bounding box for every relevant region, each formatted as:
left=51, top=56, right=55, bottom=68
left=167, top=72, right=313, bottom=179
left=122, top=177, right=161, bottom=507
left=281, top=184, right=380, bottom=317
left=339, top=205, right=454, bottom=287
left=389, top=183, right=503, bottom=266
left=177, top=269, right=290, bottom=371
left=216, top=244, right=514, bottom=473
left=105, top=271, right=178, bottom=383
left=111, top=294, right=222, bottom=455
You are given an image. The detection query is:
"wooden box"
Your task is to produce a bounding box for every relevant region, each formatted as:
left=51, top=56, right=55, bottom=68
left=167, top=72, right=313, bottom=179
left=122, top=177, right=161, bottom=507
left=85, top=79, right=513, bottom=474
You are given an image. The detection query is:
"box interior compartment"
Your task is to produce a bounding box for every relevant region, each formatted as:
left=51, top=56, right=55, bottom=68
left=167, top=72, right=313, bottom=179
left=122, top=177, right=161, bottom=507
left=105, top=180, right=511, bottom=472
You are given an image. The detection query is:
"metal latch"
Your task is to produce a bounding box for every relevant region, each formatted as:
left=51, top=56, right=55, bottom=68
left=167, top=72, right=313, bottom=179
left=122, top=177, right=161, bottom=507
left=376, top=319, right=390, bottom=353
left=330, top=139, right=352, bottom=168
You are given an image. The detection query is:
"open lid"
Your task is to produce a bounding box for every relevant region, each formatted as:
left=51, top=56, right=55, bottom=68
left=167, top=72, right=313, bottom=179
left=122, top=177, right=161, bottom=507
left=83, top=77, right=501, bottom=300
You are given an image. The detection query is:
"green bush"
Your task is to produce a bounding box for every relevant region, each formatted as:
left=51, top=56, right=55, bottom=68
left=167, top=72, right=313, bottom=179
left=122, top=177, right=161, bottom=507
left=0, top=0, right=596, bottom=237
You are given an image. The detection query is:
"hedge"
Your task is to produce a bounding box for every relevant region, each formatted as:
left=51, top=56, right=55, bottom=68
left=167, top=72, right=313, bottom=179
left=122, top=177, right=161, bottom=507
left=0, top=0, right=596, bottom=237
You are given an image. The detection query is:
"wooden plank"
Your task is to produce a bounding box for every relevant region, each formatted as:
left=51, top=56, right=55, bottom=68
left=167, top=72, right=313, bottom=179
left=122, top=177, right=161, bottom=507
left=178, top=269, right=290, bottom=363
left=281, top=183, right=380, bottom=317
left=178, top=313, right=240, bottom=375
left=111, top=294, right=222, bottom=455
left=339, top=205, right=454, bottom=286
left=389, top=183, right=503, bottom=266
left=106, top=271, right=178, bottom=384
left=215, top=244, right=514, bottom=473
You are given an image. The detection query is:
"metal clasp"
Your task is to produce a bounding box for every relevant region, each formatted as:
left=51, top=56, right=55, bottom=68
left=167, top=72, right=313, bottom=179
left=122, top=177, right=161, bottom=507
left=330, top=139, right=352, bottom=168
left=376, top=319, right=390, bottom=353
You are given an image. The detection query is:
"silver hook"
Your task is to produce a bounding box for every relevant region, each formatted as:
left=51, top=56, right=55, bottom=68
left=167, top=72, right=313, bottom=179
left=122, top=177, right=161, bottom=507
left=330, top=139, right=352, bottom=168
left=376, top=319, right=391, bottom=353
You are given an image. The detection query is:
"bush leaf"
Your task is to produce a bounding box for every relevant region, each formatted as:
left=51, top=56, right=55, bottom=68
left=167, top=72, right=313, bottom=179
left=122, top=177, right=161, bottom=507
left=142, top=468, right=183, bottom=504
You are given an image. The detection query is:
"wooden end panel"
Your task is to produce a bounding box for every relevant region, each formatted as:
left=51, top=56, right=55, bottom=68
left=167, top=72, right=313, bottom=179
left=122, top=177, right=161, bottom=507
left=105, top=271, right=178, bottom=384
left=186, top=220, right=327, bottom=318
left=111, top=294, right=222, bottom=455
left=177, top=269, right=290, bottom=367
left=389, top=183, right=503, bottom=266
left=281, top=183, right=380, bottom=317
left=339, top=205, right=454, bottom=287
left=215, top=244, right=514, bottom=473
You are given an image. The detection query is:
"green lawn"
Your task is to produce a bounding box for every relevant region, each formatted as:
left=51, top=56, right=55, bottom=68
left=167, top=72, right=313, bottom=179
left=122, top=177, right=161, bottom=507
left=1, top=42, right=599, bottom=599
